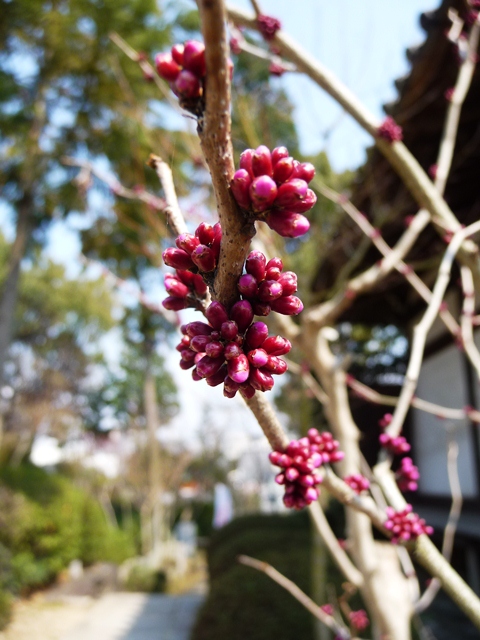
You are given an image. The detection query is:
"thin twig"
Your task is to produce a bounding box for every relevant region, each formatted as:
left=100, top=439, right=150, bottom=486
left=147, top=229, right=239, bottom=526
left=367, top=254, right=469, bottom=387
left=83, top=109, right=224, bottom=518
left=147, top=155, right=188, bottom=235
left=460, top=265, right=480, bottom=379
left=238, top=554, right=352, bottom=639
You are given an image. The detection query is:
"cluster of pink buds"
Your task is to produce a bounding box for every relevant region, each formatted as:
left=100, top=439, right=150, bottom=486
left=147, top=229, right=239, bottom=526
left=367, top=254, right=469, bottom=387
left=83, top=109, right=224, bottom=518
left=396, top=457, right=420, bottom=492
left=258, top=14, right=282, bottom=40
left=162, top=270, right=208, bottom=311
left=384, top=505, right=433, bottom=544
left=377, top=116, right=403, bottom=143
left=155, top=41, right=206, bottom=101
left=344, top=474, right=370, bottom=494
left=269, top=429, right=344, bottom=509
left=269, top=62, right=287, bottom=76
left=163, top=222, right=222, bottom=273
left=349, top=609, right=369, bottom=631
left=379, top=432, right=411, bottom=455
left=176, top=301, right=291, bottom=398
left=378, top=413, right=392, bottom=428
left=238, top=251, right=303, bottom=316
left=231, top=145, right=316, bottom=238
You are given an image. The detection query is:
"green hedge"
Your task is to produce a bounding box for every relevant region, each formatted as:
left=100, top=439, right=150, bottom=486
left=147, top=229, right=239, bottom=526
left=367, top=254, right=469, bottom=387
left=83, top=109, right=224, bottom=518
left=192, top=512, right=314, bottom=640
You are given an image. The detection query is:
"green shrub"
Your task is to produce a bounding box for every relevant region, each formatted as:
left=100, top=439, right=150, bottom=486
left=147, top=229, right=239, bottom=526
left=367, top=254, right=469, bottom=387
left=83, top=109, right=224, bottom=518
left=123, top=563, right=167, bottom=593
left=0, top=590, right=12, bottom=631
left=192, top=512, right=314, bottom=640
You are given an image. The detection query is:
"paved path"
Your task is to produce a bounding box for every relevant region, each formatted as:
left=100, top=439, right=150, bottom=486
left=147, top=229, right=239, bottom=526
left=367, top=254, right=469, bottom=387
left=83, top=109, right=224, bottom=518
left=61, top=593, right=205, bottom=640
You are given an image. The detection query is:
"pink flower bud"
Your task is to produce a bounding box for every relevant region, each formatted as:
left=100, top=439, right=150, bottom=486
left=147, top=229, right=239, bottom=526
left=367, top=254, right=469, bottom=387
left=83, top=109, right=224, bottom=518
left=258, top=279, right=283, bottom=302
left=249, top=367, right=274, bottom=391
left=252, top=301, right=271, bottom=316
left=171, top=44, right=184, bottom=65
left=262, top=336, right=291, bottom=356
left=206, top=364, right=228, bottom=387
left=220, top=321, right=238, bottom=341
left=193, top=274, right=208, bottom=296
left=191, top=245, right=216, bottom=272
left=180, top=349, right=196, bottom=363
left=205, top=341, right=224, bottom=358
left=252, top=145, right=273, bottom=177
left=266, top=257, right=283, bottom=270
left=277, top=271, right=297, bottom=295
left=155, top=53, right=181, bottom=81
left=273, top=156, right=294, bottom=183
left=230, top=300, right=254, bottom=332
left=186, top=321, right=213, bottom=337
left=224, top=342, right=242, bottom=360
left=228, top=354, right=250, bottom=383
left=249, top=175, right=278, bottom=212
left=265, top=210, right=310, bottom=238
left=298, top=474, right=315, bottom=487
left=211, top=222, right=222, bottom=258
left=285, top=467, right=300, bottom=482
left=246, top=251, right=267, bottom=281
left=269, top=451, right=283, bottom=465
left=174, top=69, right=201, bottom=98
left=245, top=322, right=269, bottom=349
left=274, top=178, right=308, bottom=209
left=247, top=348, right=269, bottom=368
left=176, top=233, right=200, bottom=254
left=270, top=295, right=303, bottom=315
left=239, top=384, right=256, bottom=399
left=206, top=301, right=229, bottom=329
left=195, top=222, right=215, bottom=245
left=180, top=357, right=196, bottom=370
left=239, top=148, right=255, bottom=177
left=176, top=270, right=195, bottom=286
left=183, top=40, right=206, bottom=76
left=164, top=276, right=189, bottom=298
left=163, top=247, right=195, bottom=270
left=287, top=188, right=317, bottom=213
left=231, top=169, right=252, bottom=209
left=190, top=334, right=211, bottom=352
left=271, top=146, right=289, bottom=165
left=162, top=296, right=187, bottom=311
left=196, top=355, right=225, bottom=378
left=303, top=487, right=318, bottom=503
left=238, top=273, right=258, bottom=298
left=192, top=368, right=202, bottom=381
left=263, top=356, right=287, bottom=375
left=291, top=162, right=315, bottom=183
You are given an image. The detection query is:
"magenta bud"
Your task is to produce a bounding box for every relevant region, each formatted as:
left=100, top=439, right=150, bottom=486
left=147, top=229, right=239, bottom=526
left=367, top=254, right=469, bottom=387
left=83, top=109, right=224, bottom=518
left=273, top=156, right=294, bottom=183
left=220, top=321, right=238, bottom=341
left=249, top=175, right=278, bottom=212
left=249, top=367, right=274, bottom=391
left=183, top=40, right=206, bottom=76
left=230, top=300, right=254, bottom=332
left=205, top=341, right=224, bottom=358
left=274, top=179, right=308, bottom=209
left=155, top=52, right=181, bottom=81
left=252, top=145, right=273, bottom=177
left=190, top=334, right=211, bottom=352
left=176, top=269, right=195, bottom=286
left=269, top=451, right=283, bottom=465
left=191, top=368, right=202, bottom=381
left=163, top=247, right=195, bottom=270
left=262, top=336, right=291, bottom=356
left=239, top=148, right=255, bottom=177
left=266, top=267, right=281, bottom=281
left=223, top=387, right=237, bottom=399
left=224, top=376, right=240, bottom=394
left=246, top=251, right=267, bottom=281
left=258, top=279, right=283, bottom=302
left=252, top=301, right=271, bottom=316
left=271, top=146, right=289, bottom=165
left=186, top=321, right=213, bottom=337
left=304, top=487, right=319, bottom=503
left=180, top=349, right=196, bottom=363
left=285, top=467, right=300, bottom=482
left=247, top=348, right=269, bottom=368
left=228, top=354, right=250, bottom=383
left=245, top=322, right=269, bottom=349
left=275, top=473, right=286, bottom=485
left=270, top=295, right=303, bottom=316
left=288, top=188, right=317, bottom=213
left=164, top=276, right=189, bottom=298
left=211, top=226, right=222, bottom=258
left=265, top=210, right=310, bottom=238
left=238, top=273, right=258, bottom=298
left=239, top=384, right=255, bottom=400
left=162, top=296, right=187, bottom=311
left=206, top=364, right=228, bottom=387
left=266, top=256, right=283, bottom=270
left=196, top=355, right=225, bottom=378
left=279, top=454, right=293, bottom=467
left=193, top=274, right=208, bottom=296
left=277, top=271, right=297, bottom=295
left=191, top=244, right=216, bottom=272
left=231, top=169, right=252, bottom=209
left=298, top=474, right=315, bottom=487
left=206, top=301, right=229, bottom=329
left=224, top=342, right=242, bottom=360
left=263, top=356, right=287, bottom=375
left=180, top=357, right=196, bottom=370
left=174, top=69, right=201, bottom=98
left=171, top=43, right=184, bottom=65
left=195, top=222, right=215, bottom=245
left=176, top=233, right=200, bottom=255
left=291, top=162, right=315, bottom=183
left=330, top=451, right=345, bottom=462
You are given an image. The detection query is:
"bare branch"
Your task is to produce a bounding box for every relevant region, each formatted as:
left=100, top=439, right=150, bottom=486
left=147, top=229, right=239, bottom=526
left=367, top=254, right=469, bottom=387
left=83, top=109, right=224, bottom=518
left=147, top=155, right=188, bottom=236
left=238, top=554, right=352, bottom=639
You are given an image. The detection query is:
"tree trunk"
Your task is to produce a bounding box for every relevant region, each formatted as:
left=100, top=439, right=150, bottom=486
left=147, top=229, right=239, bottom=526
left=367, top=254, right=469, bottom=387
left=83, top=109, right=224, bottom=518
left=0, top=193, right=33, bottom=390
